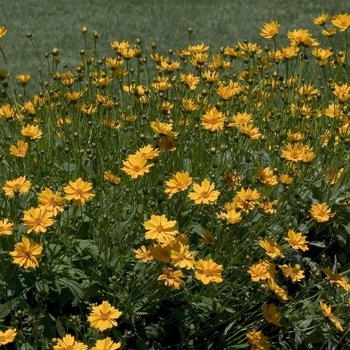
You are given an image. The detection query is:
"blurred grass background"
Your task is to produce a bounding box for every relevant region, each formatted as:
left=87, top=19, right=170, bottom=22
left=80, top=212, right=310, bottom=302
left=0, top=0, right=348, bottom=92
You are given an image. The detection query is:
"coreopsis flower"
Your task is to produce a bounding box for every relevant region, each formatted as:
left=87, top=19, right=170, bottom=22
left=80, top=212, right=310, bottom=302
left=136, top=145, right=159, bottom=160
left=180, top=73, right=200, bottom=90
left=81, top=104, right=97, bottom=115
left=37, top=188, right=65, bottom=215
left=248, top=261, right=276, bottom=282
left=23, top=207, right=55, bottom=233
left=0, top=104, right=17, bottom=119
left=201, top=105, right=226, bottom=131
left=0, top=26, right=7, bottom=39
left=10, top=237, right=43, bottom=269
left=134, top=245, right=153, bottom=262
left=238, top=123, right=261, bottom=139
left=184, top=43, right=210, bottom=55
left=324, top=103, right=343, bottom=119
left=235, top=187, right=260, bottom=211
left=319, top=301, right=343, bottom=332
left=63, top=178, right=95, bottom=205
left=279, top=45, right=300, bottom=59
left=159, top=59, right=181, bottom=72
left=165, top=171, right=192, bottom=198
left=223, top=171, right=241, bottom=189
left=191, top=52, right=208, bottom=68
left=314, top=13, right=328, bottom=26
left=158, top=135, right=176, bottom=151
left=103, top=171, right=121, bottom=186
left=237, top=41, right=262, bottom=55
left=279, top=263, right=305, bottom=282
left=322, top=27, right=337, bottom=37
left=246, top=330, right=271, bottom=350
left=287, top=28, right=319, bottom=47
left=182, top=98, right=198, bottom=112
left=255, top=167, right=278, bottom=186
left=66, top=91, right=83, bottom=102
left=144, top=215, right=178, bottom=245
left=260, top=20, right=280, bottom=39
left=284, top=230, right=309, bottom=251
left=15, top=73, right=31, bottom=85
left=171, top=243, right=195, bottom=269
left=333, top=83, right=350, bottom=103
left=321, top=267, right=350, bottom=291
left=228, top=112, right=252, bottom=127
left=331, top=13, right=350, bottom=32
left=10, top=140, right=28, bottom=157
left=53, top=334, right=87, bottom=350
left=21, top=124, right=42, bottom=139
left=309, top=203, right=334, bottom=223
left=151, top=77, right=172, bottom=92
left=157, top=267, right=186, bottom=290
left=188, top=179, right=220, bottom=205
left=199, top=231, right=215, bottom=245
left=260, top=200, right=278, bottom=215
left=260, top=237, right=284, bottom=258
left=149, top=244, right=172, bottom=262
left=216, top=80, right=241, bottom=100
left=311, top=47, right=333, bottom=66
left=217, top=209, right=242, bottom=224
left=287, top=130, right=304, bottom=142
left=194, top=259, right=223, bottom=284
left=91, top=337, right=121, bottom=350
left=0, top=329, right=16, bottom=346
left=88, top=301, right=122, bottom=331
left=0, top=218, right=13, bottom=235
left=150, top=120, right=178, bottom=137
left=281, top=143, right=304, bottom=162
left=3, top=176, right=31, bottom=197
left=262, top=304, right=282, bottom=327
left=279, top=174, right=293, bottom=185
left=202, top=70, right=219, bottom=83
left=267, top=278, right=291, bottom=303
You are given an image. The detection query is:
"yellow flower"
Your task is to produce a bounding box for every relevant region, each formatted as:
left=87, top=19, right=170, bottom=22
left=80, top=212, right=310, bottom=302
left=0, top=328, right=16, bottom=345
left=267, top=278, right=291, bottom=303
left=262, top=304, right=282, bottom=327
left=143, top=215, right=178, bottom=244
left=134, top=245, right=153, bottom=262
left=37, top=188, right=65, bottom=216
left=135, top=145, right=159, bottom=160
left=331, top=13, right=350, bottom=32
left=309, top=203, right=334, bottom=223
left=15, top=74, right=31, bottom=85
left=228, top=112, right=252, bottom=127
left=149, top=244, right=172, bottom=263
left=10, top=140, right=28, bottom=157
left=0, top=26, right=7, bottom=39
left=260, top=20, right=280, bottom=39
left=171, top=243, right=195, bottom=269
left=165, top=171, right=192, bottom=198
left=180, top=73, right=200, bottom=90
left=194, top=259, right=223, bottom=284
left=0, top=218, right=13, bottom=235
left=10, top=237, right=43, bottom=269
left=322, top=27, right=337, bottom=37
left=88, top=301, right=122, bottom=331
left=246, top=330, right=271, bottom=350
left=216, top=209, right=242, bottom=224
left=66, top=91, right=83, bottom=102
left=238, top=123, right=261, bottom=139
left=322, top=267, right=350, bottom=291
left=182, top=98, right=198, bottom=112
left=122, top=154, right=153, bottom=179
left=279, top=263, right=305, bottom=282
left=333, top=83, right=350, bottom=103
left=64, top=178, right=95, bottom=205
left=281, top=143, right=304, bottom=162
left=320, top=301, right=343, bottom=332
left=255, top=167, right=278, bottom=186
left=314, top=13, right=328, bottom=26
left=287, top=28, right=319, bottom=47
left=260, top=237, right=284, bottom=258
left=284, top=230, right=309, bottom=251
left=279, top=174, right=293, bottom=185
left=21, top=124, right=42, bottom=139
left=53, top=334, right=87, bottom=350
left=157, top=267, right=186, bottom=290
left=3, top=176, right=31, bottom=197
left=199, top=231, right=215, bottom=245
left=201, top=105, right=226, bottom=131
left=91, top=337, right=121, bottom=350
left=188, top=179, right=220, bottom=205
left=23, top=207, right=55, bottom=233
left=151, top=120, right=178, bottom=137
left=248, top=261, right=276, bottom=282
left=103, top=171, right=121, bottom=185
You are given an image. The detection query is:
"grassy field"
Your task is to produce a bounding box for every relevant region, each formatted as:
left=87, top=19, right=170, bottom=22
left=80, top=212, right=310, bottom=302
left=1, top=0, right=349, bottom=88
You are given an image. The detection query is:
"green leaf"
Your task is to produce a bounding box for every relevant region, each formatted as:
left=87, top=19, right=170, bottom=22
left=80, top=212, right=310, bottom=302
left=0, top=298, right=18, bottom=318
left=309, top=241, right=326, bottom=248
left=145, top=323, right=168, bottom=339
left=59, top=277, right=85, bottom=299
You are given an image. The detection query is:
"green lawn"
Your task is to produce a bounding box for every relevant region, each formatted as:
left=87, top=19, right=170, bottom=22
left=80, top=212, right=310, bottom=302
left=1, top=0, right=349, bottom=89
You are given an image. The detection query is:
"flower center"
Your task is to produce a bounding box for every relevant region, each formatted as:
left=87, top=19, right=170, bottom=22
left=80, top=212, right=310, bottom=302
left=156, top=225, right=164, bottom=233
left=100, top=310, right=111, bottom=320
left=133, top=165, right=141, bottom=172
left=201, top=191, right=209, bottom=198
